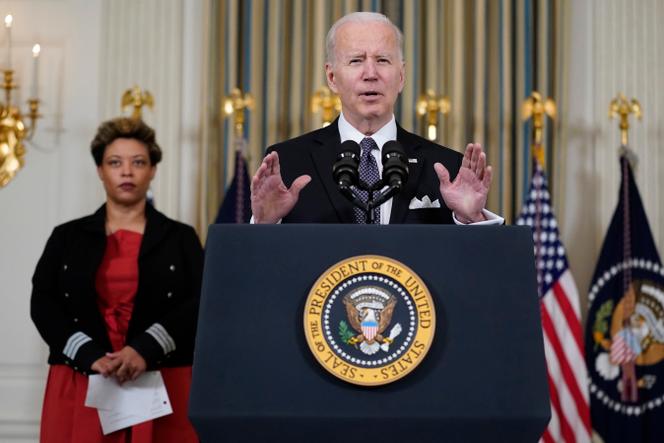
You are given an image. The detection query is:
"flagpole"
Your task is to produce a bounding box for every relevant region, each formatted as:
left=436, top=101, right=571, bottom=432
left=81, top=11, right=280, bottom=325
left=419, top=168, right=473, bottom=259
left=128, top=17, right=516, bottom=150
left=220, top=88, right=253, bottom=224
left=609, top=93, right=643, bottom=403
left=522, top=92, right=556, bottom=296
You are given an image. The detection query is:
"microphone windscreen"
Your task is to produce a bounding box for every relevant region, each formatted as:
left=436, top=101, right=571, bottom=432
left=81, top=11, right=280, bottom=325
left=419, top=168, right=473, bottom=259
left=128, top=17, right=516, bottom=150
left=338, top=140, right=361, bottom=157
left=381, top=140, right=405, bottom=163
left=333, top=140, right=361, bottom=188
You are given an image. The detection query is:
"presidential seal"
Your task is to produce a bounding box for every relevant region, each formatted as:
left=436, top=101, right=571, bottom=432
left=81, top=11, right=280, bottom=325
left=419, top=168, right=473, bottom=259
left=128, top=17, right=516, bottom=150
left=303, top=255, right=435, bottom=386
left=588, top=258, right=664, bottom=417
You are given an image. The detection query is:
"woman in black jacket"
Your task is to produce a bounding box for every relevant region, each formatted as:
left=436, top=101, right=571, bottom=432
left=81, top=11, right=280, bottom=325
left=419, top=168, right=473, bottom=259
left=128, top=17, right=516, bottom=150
left=31, top=117, right=203, bottom=442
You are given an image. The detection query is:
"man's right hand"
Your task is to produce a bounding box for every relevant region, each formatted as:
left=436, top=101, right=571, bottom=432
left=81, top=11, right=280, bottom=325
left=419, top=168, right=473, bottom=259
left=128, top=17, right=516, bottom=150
left=250, top=151, right=311, bottom=224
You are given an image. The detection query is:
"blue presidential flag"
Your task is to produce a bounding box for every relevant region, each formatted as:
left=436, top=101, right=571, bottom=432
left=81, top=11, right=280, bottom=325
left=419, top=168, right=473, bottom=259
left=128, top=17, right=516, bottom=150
left=215, top=147, right=252, bottom=224
left=585, top=152, right=664, bottom=442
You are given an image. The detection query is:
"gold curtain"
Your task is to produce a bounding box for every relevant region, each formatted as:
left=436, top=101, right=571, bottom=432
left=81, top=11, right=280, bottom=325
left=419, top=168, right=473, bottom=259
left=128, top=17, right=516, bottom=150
left=204, top=0, right=562, bottom=231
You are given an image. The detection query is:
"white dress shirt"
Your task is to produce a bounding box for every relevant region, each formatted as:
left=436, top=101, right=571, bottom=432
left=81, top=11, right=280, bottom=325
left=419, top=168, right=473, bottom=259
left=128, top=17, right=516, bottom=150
left=337, top=112, right=396, bottom=224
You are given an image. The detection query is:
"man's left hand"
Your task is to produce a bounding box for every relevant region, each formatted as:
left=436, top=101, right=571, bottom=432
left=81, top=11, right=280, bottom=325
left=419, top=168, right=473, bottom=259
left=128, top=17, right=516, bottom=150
left=434, top=143, right=493, bottom=223
left=106, top=346, right=147, bottom=384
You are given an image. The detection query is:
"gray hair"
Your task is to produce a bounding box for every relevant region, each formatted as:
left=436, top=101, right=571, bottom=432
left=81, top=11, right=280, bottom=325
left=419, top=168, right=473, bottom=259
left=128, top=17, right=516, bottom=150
left=325, top=12, right=404, bottom=65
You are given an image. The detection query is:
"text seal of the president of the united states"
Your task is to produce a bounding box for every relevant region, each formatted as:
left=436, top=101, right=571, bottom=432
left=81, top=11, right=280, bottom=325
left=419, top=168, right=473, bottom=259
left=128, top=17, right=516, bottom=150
left=304, top=255, right=436, bottom=386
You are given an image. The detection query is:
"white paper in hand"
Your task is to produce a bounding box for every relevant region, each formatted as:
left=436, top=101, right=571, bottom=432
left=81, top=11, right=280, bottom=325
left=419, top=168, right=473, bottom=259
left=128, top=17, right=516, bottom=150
left=85, top=371, right=172, bottom=435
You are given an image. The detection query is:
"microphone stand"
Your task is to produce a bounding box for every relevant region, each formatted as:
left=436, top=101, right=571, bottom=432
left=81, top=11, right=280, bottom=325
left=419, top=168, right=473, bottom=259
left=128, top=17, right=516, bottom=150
left=334, top=140, right=408, bottom=223
left=342, top=180, right=403, bottom=223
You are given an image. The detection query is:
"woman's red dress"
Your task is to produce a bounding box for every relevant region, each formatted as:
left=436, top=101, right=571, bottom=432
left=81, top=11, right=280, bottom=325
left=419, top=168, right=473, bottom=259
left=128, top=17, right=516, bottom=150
left=40, top=230, right=198, bottom=442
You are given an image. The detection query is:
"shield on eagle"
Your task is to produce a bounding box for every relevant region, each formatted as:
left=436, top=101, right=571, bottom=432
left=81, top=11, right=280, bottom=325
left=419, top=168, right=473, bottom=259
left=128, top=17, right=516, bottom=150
left=343, top=286, right=397, bottom=354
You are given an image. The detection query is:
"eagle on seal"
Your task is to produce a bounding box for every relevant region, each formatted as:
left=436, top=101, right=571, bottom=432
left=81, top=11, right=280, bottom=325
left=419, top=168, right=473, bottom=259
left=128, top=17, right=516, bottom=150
left=343, top=286, right=400, bottom=355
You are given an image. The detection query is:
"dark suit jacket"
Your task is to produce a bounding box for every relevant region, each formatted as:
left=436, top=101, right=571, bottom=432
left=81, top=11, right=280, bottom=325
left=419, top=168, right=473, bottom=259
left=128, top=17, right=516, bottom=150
left=267, top=119, right=463, bottom=224
left=31, top=203, right=204, bottom=375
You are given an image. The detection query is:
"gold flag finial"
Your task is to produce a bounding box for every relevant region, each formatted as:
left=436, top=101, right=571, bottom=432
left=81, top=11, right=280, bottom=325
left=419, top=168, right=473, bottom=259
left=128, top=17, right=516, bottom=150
left=311, top=86, right=341, bottom=128
left=121, top=86, right=154, bottom=119
left=522, top=91, right=556, bottom=167
left=416, top=89, right=450, bottom=141
left=223, top=87, right=254, bottom=137
left=609, top=93, right=642, bottom=146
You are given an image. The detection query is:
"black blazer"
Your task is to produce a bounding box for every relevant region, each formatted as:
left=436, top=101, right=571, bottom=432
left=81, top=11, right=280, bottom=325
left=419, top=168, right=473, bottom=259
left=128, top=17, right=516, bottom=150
left=268, top=119, right=463, bottom=224
left=31, top=204, right=204, bottom=375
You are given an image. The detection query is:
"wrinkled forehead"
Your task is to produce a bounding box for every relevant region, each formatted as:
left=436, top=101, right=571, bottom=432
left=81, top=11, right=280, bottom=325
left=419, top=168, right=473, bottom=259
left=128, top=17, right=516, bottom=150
left=335, top=21, right=400, bottom=57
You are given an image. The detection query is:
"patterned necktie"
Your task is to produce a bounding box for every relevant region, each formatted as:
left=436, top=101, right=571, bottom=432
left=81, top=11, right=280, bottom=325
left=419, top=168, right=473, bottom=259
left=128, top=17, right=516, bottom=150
left=353, top=137, right=381, bottom=224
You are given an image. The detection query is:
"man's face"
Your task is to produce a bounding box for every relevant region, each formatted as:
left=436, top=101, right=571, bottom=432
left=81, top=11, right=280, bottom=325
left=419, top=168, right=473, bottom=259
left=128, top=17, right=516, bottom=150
left=325, top=21, right=405, bottom=132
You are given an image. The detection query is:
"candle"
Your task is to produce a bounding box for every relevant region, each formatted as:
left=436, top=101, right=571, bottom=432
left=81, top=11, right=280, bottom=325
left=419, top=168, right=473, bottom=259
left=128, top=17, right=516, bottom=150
left=31, top=44, right=40, bottom=98
left=4, top=14, right=12, bottom=70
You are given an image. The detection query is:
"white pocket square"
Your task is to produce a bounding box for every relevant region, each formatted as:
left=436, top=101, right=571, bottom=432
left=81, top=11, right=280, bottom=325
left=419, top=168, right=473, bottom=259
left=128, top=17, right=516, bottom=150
left=408, top=195, right=441, bottom=209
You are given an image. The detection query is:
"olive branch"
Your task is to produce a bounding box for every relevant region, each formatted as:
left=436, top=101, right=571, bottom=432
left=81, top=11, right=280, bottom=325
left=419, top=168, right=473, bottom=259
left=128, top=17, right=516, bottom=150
left=593, top=300, right=614, bottom=351
left=339, top=320, right=355, bottom=345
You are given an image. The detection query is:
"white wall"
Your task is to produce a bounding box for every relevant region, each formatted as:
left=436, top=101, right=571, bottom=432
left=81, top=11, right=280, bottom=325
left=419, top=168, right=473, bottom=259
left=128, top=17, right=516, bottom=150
left=0, top=1, right=205, bottom=441
left=0, top=1, right=103, bottom=441
left=561, top=0, right=664, bottom=317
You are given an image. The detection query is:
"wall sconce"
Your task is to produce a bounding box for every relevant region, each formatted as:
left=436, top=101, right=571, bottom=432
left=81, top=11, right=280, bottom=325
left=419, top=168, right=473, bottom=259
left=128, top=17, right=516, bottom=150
left=416, top=89, right=450, bottom=142
left=0, top=14, right=42, bottom=188
left=223, top=87, right=254, bottom=137
left=311, top=86, right=341, bottom=128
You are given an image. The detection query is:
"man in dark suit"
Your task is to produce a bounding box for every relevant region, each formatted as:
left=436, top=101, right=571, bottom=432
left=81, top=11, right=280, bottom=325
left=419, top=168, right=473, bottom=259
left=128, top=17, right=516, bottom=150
left=251, top=12, right=502, bottom=225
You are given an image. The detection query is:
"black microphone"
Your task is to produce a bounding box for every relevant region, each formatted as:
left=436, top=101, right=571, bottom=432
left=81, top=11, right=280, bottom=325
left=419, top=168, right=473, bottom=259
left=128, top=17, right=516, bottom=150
left=332, top=140, right=361, bottom=189
left=381, top=141, right=409, bottom=189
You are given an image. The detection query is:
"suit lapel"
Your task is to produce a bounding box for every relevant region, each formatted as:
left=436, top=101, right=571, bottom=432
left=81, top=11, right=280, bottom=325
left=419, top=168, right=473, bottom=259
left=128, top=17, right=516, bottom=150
left=140, top=203, right=170, bottom=258
left=310, top=120, right=355, bottom=223
left=389, top=125, right=424, bottom=223
left=81, top=205, right=110, bottom=289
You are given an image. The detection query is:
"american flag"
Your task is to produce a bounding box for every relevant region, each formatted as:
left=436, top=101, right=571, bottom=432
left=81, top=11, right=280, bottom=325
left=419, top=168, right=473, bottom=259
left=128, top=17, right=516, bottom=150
left=517, top=162, right=592, bottom=443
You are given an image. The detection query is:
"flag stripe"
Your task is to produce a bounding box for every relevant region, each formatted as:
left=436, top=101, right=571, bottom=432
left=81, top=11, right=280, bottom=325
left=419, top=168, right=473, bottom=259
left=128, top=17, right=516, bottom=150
left=541, top=304, right=592, bottom=434
left=543, top=329, right=586, bottom=442
left=552, top=277, right=584, bottom=355
left=540, top=429, right=555, bottom=443
left=557, top=269, right=582, bottom=318
left=543, top=279, right=588, bottom=394
left=540, top=371, right=561, bottom=443
left=544, top=281, right=591, bottom=408
left=545, top=367, right=575, bottom=443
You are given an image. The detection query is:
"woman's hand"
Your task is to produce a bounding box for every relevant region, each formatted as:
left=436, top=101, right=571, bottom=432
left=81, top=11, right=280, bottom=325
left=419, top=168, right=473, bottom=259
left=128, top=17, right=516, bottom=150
left=91, top=355, right=122, bottom=377
left=105, top=346, right=147, bottom=384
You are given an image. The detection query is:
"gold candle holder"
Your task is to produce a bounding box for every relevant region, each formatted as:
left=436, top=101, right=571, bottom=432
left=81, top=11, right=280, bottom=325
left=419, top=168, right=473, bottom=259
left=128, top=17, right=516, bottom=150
left=416, top=89, right=450, bottom=142
left=311, top=86, right=341, bottom=128
left=2, top=70, right=15, bottom=107
left=0, top=68, right=40, bottom=188
left=223, top=87, right=254, bottom=137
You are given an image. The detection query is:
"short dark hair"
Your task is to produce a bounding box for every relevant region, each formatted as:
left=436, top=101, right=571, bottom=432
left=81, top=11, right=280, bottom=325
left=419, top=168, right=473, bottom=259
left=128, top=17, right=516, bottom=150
left=90, top=117, right=162, bottom=166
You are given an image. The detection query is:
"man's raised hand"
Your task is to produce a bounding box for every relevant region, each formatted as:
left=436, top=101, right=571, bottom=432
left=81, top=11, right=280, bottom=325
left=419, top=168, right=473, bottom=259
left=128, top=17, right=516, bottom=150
left=250, top=151, right=311, bottom=224
left=434, top=143, right=493, bottom=223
